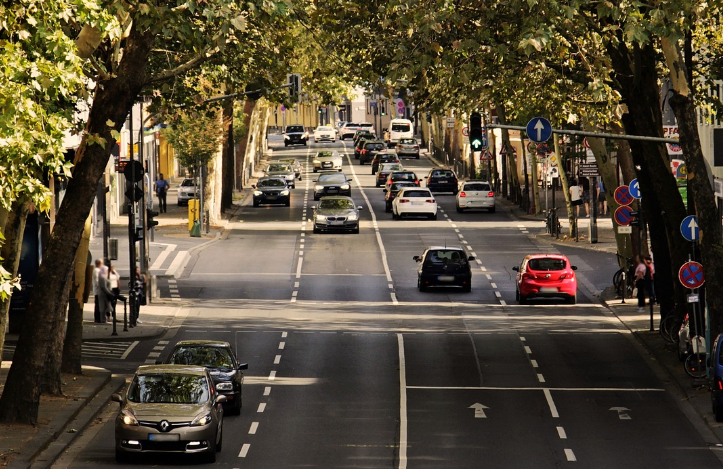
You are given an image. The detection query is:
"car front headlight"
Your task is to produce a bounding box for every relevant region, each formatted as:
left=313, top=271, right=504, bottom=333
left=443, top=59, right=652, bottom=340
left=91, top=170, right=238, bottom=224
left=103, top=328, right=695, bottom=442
left=121, top=409, right=139, bottom=426
left=286, top=174, right=294, bottom=180
left=316, top=215, right=326, bottom=222
left=280, top=190, right=290, bottom=196
left=341, top=184, right=350, bottom=190
left=254, top=191, right=263, bottom=196
left=315, top=185, right=324, bottom=191
left=216, top=382, right=233, bottom=391
left=284, top=135, right=290, bottom=140
left=313, top=159, right=320, bottom=164
left=347, top=213, right=359, bottom=221
left=191, top=412, right=213, bottom=426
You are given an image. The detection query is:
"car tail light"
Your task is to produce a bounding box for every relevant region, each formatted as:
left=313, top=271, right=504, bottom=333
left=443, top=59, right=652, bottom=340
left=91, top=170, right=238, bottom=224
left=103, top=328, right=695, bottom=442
left=717, top=378, right=723, bottom=391
left=559, top=272, right=575, bottom=279
left=459, top=192, right=467, bottom=197
left=426, top=199, right=435, bottom=203
left=414, top=180, right=419, bottom=185
left=399, top=199, right=410, bottom=203
left=488, top=191, right=495, bottom=197
left=361, top=149, right=367, bottom=154
left=522, top=273, right=536, bottom=280
left=414, top=145, right=419, bottom=149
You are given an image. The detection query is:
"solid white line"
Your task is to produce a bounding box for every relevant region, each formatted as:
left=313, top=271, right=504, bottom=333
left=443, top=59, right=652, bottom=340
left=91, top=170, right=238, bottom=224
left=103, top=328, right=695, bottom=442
left=544, top=388, right=560, bottom=417
left=557, top=426, right=567, bottom=439
left=239, top=444, right=250, bottom=457
left=150, top=243, right=177, bottom=270
left=257, top=403, right=266, bottom=413
left=264, top=387, right=271, bottom=396
left=249, top=422, right=259, bottom=434
left=274, top=355, right=281, bottom=364
left=397, top=334, right=408, bottom=469
left=565, top=449, right=576, bottom=461
left=120, top=341, right=140, bottom=360
left=165, top=250, right=188, bottom=276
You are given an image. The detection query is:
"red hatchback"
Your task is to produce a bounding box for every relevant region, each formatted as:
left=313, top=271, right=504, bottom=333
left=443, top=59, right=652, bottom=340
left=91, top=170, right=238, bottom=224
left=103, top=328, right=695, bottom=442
left=513, top=254, right=578, bottom=304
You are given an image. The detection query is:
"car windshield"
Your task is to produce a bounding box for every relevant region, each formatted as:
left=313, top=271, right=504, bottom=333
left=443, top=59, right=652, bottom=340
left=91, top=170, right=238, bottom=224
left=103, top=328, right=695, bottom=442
left=128, top=373, right=210, bottom=404
left=181, top=179, right=195, bottom=187
left=392, top=182, right=415, bottom=190
left=268, top=164, right=291, bottom=172
left=392, top=173, right=416, bottom=181
left=359, top=123, right=373, bottom=128
left=464, top=183, right=491, bottom=191
left=381, top=164, right=403, bottom=172
left=319, top=199, right=355, bottom=210
left=402, top=190, right=432, bottom=198
left=317, top=127, right=333, bottom=131
left=391, top=123, right=410, bottom=132
left=399, top=138, right=416, bottom=144
left=318, top=173, right=347, bottom=183
left=167, top=346, right=235, bottom=371
left=286, top=125, right=304, bottom=132
left=527, top=258, right=567, bottom=271
left=276, top=159, right=297, bottom=165
left=258, top=179, right=286, bottom=187
left=366, top=143, right=384, bottom=151
left=426, top=250, right=466, bottom=264
left=433, top=170, right=455, bottom=177
left=316, top=152, right=335, bottom=158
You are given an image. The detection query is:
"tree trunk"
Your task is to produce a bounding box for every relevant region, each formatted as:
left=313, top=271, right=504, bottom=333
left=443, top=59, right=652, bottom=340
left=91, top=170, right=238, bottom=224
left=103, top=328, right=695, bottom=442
left=663, top=38, right=723, bottom=333
left=0, top=201, right=30, bottom=362
left=0, top=25, right=155, bottom=425
left=553, top=136, right=574, bottom=237
left=607, top=39, right=690, bottom=320
left=235, top=100, right=256, bottom=189
left=221, top=99, right=234, bottom=212
left=496, top=104, right=520, bottom=202
left=62, top=215, right=92, bottom=374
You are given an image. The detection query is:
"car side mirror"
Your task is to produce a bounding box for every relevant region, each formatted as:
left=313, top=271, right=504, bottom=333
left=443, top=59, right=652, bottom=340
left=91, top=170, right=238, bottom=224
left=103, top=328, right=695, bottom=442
left=176, top=184, right=181, bottom=188
left=311, top=205, right=316, bottom=210
left=347, top=179, right=353, bottom=182
left=572, top=266, right=578, bottom=270
left=512, top=266, right=519, bottom=271
left=252, top=184, right=256, bottom=189
left=215, top=395, right=228, bottom=404
left=413, top=256, right=421, bottom=262
left=468, top=256, right=475, bottom=261
left=357, top=206, right=363, bottom=210
left=239, top=363, right=249, bottom=371
left=111, top=393, right=123, bottom=403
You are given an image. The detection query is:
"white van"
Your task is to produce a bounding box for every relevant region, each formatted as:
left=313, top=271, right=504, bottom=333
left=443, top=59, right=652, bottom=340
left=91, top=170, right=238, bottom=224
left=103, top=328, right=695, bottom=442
left=387, top=118, right=414, bottom=146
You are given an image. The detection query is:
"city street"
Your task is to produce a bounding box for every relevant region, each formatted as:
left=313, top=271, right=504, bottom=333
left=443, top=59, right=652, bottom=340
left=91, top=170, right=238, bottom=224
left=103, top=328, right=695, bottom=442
left=56, top=139, right=723, bottom=468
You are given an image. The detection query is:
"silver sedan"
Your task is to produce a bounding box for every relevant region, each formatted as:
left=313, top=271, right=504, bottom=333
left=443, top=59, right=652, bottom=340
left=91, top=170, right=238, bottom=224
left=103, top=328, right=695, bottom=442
left=312, top=196, right=362, bottom=233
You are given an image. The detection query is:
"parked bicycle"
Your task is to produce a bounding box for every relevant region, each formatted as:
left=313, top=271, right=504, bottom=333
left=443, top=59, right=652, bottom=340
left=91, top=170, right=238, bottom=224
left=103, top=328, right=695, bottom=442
left=659, top=312, right=682, bottom=344
left=612, top=254, right=635, bottom=301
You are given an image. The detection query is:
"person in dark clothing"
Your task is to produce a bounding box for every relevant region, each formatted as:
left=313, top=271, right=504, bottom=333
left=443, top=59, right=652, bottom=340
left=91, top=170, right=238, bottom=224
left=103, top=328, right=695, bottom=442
left=154, top=173, right=169, bottom=213
left=579, top=176, right=590, bottom=217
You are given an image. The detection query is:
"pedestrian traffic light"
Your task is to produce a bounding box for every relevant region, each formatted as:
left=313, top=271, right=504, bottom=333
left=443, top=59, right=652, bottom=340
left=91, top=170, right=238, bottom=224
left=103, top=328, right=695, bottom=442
left=381, top=104, right=386, bottom=116
left=287, top=73, right=301, bottom=104
left=146, top=209, right=159, bottom=230
left=630, top=211, right=640, bottom=227
left=469, top=112, right=484, bottom=150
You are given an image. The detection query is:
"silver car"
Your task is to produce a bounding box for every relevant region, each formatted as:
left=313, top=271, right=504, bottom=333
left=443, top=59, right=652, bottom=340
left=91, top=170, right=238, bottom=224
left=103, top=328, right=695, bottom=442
left=313, top=150, right=343, bottom=172
left=112, top=365, right=226, bottom=463
left=273, top=157, right=303, bottom=180
left=456, top=180, right=495, bottom=213
left=265, top=163, right=296, bottom=188
left=312, top=196, right=362, bottom=233
left=176, top=178, right=197, bottom=206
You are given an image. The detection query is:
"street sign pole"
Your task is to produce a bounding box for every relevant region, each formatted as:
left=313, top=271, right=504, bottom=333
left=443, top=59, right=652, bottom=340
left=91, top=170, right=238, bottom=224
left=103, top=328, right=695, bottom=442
left=590, top=176, right=598, bottom=244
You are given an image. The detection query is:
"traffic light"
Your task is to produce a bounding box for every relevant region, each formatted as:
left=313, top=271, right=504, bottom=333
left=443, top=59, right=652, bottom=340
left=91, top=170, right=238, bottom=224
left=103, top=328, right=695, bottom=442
left=381, top=104, right=386, bottom=116
left=123, top=160, right=144, bottom=202
left=287, top=73, right=301, bottom=104
left=630, top=211, right=640, bottom=227
left=469, top=112, right=484, bottom=150
left=147, top=209, right=159, bottom=230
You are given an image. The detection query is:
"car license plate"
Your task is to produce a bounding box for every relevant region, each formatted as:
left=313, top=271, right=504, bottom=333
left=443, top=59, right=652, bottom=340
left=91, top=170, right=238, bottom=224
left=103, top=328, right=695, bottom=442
left=540, top=287, right=558, bottom=293
left=438, top=275, right=455, bottom=282
left=148, top=433, right=180, bottom=442
left=330, top=220, right=344, bottom=226
left=266, top=195, right=277, bottom=200
left=328, top=189, right=338, bottom=194
left=437, top=179, right=447, bottom=183
left=323, top=163, right=331, bottom=167
left=412, top=200, right=425, bottom=205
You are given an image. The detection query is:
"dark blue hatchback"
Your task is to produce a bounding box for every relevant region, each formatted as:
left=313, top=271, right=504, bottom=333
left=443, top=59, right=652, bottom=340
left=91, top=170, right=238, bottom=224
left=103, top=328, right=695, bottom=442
left=709, top=333, right=723, bottom=421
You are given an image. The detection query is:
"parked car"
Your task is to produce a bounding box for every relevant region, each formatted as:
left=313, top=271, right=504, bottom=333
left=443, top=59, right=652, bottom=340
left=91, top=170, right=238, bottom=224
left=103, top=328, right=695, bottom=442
left=252, top=177, right=291, bottom=207
left=370, top=152, right=400, bottom=174
left=111, top=365, right=225, bottom=463
left=313, top=172, right=352, bottom=200
left=396, top=138, right=420, bottom=159
left=313, top=126, right=336, bottom=143
left=384, top=170, right=421, bottom=191
left=709, top=332, right=723, bottom=421
left=513, top=254, right=578, bottom=304
left=312, top=196, right=362, bottom=234
left=413, top=246, right=474, bottom=292
left=426, top=168, right=459, bottom=194
left=160, top=340, right=248, bottom=415
left=177, top=178, right=197, bottom=206
left=313, top=150, right=343, bottom=172
left=392, top=187, right=437, bottom=220
left=456, top=180, right=495, bottom=212
left=264, top=163, right=296, bottom=188
left=359, top=140, right=387, bottom=165
left=384, top=181, right=417, bottom=213
left=273, top=157, right=303, bottom=180
left=376, top=162, right=404, bottom=187
left=283, top=124, right=308, bottom=146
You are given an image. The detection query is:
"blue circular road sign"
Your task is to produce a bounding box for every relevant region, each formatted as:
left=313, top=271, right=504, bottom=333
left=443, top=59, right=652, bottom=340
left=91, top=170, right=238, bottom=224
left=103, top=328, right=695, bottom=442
left=614, top=205, right=634, bottom=226
left=680, top=215, right=699, bottom=242
left=679, top=261, right=704, bottom=289
left=629, top=178, right=642, bottom=199
left=526, top=117, right=552, bottom=143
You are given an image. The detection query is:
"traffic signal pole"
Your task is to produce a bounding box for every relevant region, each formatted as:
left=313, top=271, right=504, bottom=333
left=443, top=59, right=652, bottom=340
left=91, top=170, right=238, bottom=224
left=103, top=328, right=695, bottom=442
left=127, top=110, right=136, bottom=331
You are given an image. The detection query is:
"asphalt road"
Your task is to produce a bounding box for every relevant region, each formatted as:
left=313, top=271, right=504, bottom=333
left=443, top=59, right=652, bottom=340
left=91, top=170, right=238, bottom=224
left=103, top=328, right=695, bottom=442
left=60, top=139, right=723, bottom=468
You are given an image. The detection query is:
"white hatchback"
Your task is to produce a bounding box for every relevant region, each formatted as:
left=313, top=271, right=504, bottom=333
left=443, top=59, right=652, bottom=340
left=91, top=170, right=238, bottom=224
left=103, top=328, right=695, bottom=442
left=392, top=188, right=437, bottom=220
left=313, top=126, right=336, bottom=142
left=456, top=180, right=495, bottom=213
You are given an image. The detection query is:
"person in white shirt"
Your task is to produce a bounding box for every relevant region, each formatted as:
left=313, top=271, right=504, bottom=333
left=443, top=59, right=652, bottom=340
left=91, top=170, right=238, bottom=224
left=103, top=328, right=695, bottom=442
left=108, top=264, right=121, bottom=319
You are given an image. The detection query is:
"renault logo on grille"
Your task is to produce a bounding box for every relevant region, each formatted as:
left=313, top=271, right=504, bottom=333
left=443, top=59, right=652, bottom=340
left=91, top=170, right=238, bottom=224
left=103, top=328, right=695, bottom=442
left=159, top=420, right=170, bottom=432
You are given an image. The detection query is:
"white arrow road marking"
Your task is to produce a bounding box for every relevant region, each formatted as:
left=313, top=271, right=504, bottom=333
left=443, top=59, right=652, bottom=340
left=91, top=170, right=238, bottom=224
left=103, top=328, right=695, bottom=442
left=469, top=403, right=489, bottom=418
left=610, top=406, right=632, bottom=420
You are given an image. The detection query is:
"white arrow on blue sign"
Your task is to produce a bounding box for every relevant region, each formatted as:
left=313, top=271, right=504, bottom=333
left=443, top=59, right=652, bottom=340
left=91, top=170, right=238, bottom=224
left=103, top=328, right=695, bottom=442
left=629, top=178, right=642, bottom=199
left=680, top=215, right=699, bottom=242
left=526, top=117, right=552, bottom=143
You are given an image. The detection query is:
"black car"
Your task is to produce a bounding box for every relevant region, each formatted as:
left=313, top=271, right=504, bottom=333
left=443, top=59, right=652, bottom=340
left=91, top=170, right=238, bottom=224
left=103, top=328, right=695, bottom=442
left=312, top=196, right=362, bottom=234
left=358, top=140, right=387, bottom=165
left=314, top=172, right=352, bottom=200
left=284, top=124, right=308, bottom=146
left=353, top=136, right=374, bottom=159
left=426, top=168, right=459, bottom=194
left=371, top=152, right=400, bottom=174
left=384, top=180, right=417, bottom=212
left=353, top=130, right=375, bottom=146
left=160, top=340, right=248, bottom=415
left=252, top=177, right=290, bottom=206
left=413, top=246, right=475, bottom=292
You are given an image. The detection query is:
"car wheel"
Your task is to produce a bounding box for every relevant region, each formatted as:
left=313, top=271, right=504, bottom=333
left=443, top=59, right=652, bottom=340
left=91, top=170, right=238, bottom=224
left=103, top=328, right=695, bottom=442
left=371, top=169, right=376, bottom=175
left=418, top=278, right=426, bottom=292
left=430, top=213, right=437, bottom=220
left=353, top=226, right=360, bottom=234
left=313, top=168, right=317, bottom=173
left=216, top=424, right=223, bottom=451
left=453, top=189, right=459, bottom=195
left=313, top=226, right=320, bottom=234
left=393, top=211, right=400, bottom=220
left=716, top=400, right=723, bottom=422
left=285, top=199, right=290, bottom=207
left=489, top=206, right=496, bottom=213
left=519, top=294, right=528, bottom=305
left=456, top=205, right=463, bottom=213
left=299, top=176, right=302, bottom=181
left=515, top=289, right=520, bottom=302
left=462, top=284, right=472, bottom=293
left=416, top=155, right=420, bottom=159
left=303, top=142, right=307, bottom=146
left=314, top=196, right=319, bottom=201
left=566, top=294, right=577, bottom=305
left=203, top=445, right=217, bottom=463
left=385, top=202, right=392, bottom=213
left=253, top=200, right=259, bottom=207
left=115, top=447, right=130, bottom=464
left=375, top=182, right=380, bottom=187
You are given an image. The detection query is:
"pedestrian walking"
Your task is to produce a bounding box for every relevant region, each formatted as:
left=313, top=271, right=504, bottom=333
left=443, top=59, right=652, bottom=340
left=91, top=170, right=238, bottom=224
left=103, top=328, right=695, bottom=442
left=634, top=255, right=654, bottom=312
left=569, top=179, right=583, bottom=217
left=155, top=173, right=169, bottom=213
left=108, top=263, right=121, bottom=319
left=97, top=265, right=114, bottom=323
left=597, top=180, right=608, bottom=215
left=644, top=254, right=656, bottom=304
left=579, top=176, right=591, bottom=217
left=132, top=266, right=147, bottom=326
left=92, top=259, right=104, bottom=323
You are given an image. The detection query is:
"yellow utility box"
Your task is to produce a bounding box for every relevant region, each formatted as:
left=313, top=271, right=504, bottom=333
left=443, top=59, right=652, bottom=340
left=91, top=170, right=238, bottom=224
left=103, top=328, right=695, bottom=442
left=188, top=199, right=199, bottom=231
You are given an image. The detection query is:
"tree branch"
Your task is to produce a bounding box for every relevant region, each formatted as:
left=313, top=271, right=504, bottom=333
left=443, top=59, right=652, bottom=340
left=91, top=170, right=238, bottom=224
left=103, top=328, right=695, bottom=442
left=145, top=46, right=217, bottom=85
